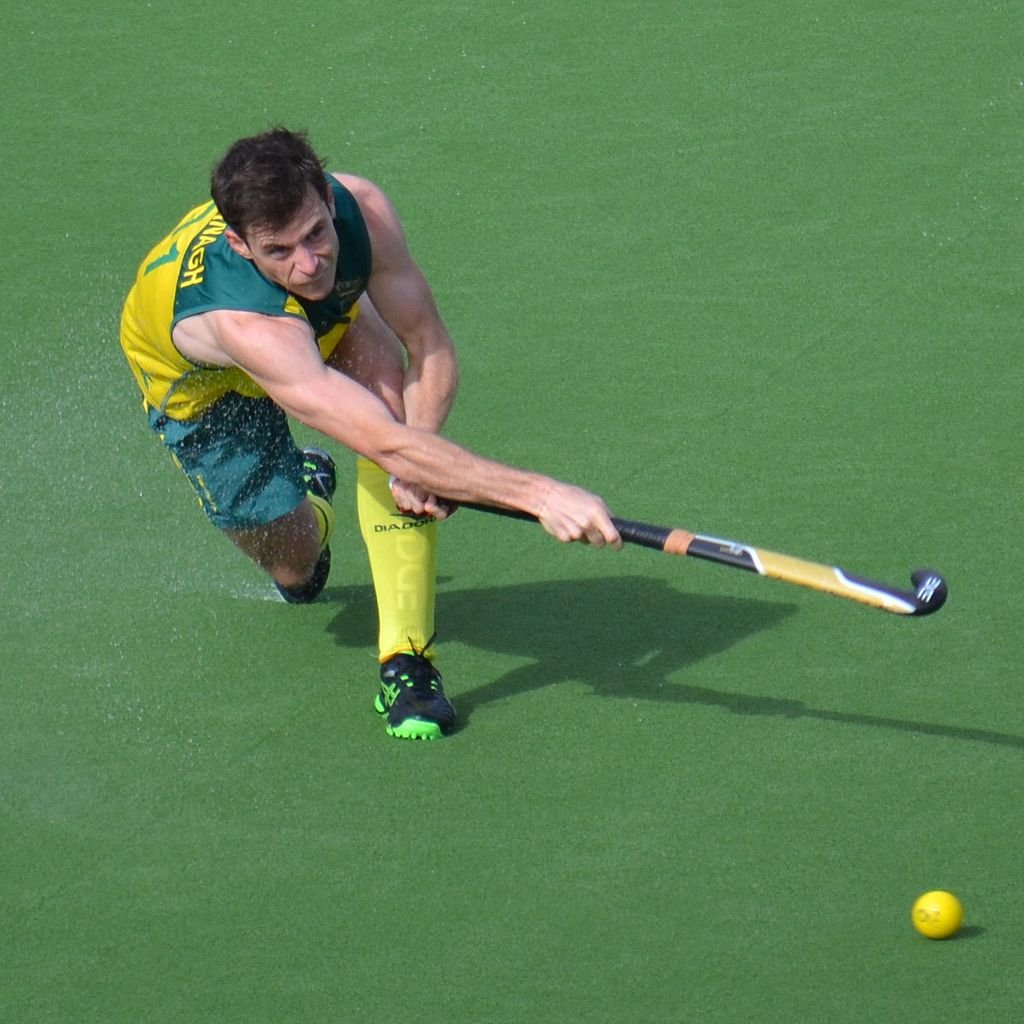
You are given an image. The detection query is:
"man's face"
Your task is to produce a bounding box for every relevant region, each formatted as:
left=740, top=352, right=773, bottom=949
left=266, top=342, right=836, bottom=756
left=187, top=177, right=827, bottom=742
left=226, top=186, right=339, bottom=301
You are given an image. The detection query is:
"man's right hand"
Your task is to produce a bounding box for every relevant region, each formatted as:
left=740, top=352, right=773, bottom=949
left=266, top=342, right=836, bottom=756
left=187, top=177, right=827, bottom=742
left=533, top=483, right=622, bottom=549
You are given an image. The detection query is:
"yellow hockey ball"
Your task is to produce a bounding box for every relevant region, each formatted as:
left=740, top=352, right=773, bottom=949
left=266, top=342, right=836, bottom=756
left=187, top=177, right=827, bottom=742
left=911, top=890, right=963, bottom=939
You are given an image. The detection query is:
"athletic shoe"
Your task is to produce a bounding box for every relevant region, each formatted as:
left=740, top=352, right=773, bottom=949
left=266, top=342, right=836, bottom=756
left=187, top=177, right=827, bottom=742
left=301, top=446, right=337, bottom=501
left=375, top=646, right=456, bottom=740
left=276, top=446, right=336, bottom=604
left=276, top=548, right=331, bottom=604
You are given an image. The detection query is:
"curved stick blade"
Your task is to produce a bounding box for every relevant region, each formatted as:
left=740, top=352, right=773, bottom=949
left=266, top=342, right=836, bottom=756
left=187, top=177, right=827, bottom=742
left=908, top=569, right=949, bottom=615
left=836, top=567, right=948, bottom=616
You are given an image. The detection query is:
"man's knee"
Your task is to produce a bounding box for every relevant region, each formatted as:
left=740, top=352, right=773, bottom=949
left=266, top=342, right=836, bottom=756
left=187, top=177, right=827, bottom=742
left=226, top=502, right=325, bottom=592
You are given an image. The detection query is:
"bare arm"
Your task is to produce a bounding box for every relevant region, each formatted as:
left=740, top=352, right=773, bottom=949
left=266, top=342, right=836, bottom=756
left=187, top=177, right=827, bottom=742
left=192, top=310, right=619, bottom=547
left=334, top=173, right=458, bottom=434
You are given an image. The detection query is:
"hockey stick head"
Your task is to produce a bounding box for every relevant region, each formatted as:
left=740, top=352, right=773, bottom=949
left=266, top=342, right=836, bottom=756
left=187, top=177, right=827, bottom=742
left=909, top=569, right=948, bottom=616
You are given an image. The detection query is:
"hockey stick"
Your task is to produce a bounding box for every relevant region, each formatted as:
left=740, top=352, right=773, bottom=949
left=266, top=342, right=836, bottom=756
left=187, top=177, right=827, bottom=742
left=459, top=503, right=948, bottom=617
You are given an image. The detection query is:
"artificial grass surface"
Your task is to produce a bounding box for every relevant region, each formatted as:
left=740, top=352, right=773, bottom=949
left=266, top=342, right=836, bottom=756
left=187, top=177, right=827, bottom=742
left=2, top=1, right=1022, bottom=1022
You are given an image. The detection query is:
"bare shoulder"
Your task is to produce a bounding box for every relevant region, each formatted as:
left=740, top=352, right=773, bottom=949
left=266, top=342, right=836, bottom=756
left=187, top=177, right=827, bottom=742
left=173, top=308, right=313, bottom=367
left=330, top=172, right=387, bottom=204
left=329, top=173, right=404, bottom=235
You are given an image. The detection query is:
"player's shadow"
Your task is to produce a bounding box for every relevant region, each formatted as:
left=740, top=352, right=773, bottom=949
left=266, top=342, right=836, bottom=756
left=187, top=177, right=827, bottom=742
left=324, top=575, right=1024, bottom=750
left=325, top=575, right=802, bottom=725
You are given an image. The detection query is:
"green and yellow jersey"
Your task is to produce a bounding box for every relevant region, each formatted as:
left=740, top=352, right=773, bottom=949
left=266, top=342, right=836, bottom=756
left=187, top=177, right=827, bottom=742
left=120, top=177, right=370, bottom=421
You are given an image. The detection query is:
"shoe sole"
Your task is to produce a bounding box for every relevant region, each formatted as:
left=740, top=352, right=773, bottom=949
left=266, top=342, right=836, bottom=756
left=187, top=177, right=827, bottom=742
left=374, top=694, right=448, bottom=741
left=386, top=720, right=444, bottom=741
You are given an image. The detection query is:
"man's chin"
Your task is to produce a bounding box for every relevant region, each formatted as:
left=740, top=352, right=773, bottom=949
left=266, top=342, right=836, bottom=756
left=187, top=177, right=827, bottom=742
left=293, top=279, right=333, bottom=302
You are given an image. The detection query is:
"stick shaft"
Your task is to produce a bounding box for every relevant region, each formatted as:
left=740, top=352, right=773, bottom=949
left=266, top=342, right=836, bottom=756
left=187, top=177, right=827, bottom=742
left=684, top=536, right=920, bottom=614
left=457, top=504, right=945, bottom=616
left=458, top=505, right=692, bottom=551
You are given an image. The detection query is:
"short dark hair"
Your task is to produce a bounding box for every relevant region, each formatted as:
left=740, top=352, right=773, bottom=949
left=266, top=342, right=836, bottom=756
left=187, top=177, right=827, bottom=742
left=210, top=127, right=328, bottom=236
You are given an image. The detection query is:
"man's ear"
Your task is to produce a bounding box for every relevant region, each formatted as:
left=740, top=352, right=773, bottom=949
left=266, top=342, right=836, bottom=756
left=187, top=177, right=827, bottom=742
left=224, top=227, right=253, bottom=260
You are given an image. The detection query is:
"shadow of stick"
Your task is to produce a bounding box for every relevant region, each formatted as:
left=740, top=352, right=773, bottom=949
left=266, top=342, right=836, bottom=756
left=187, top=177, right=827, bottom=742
left=324, top=576, right=1024, bottom=749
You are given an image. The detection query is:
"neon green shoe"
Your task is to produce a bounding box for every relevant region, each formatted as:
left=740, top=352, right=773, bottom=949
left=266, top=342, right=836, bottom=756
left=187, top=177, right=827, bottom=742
left=375, top=648, right=456, bottom=740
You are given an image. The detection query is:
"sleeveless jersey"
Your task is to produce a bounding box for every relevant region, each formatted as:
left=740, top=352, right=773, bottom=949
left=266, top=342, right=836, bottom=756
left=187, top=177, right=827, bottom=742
left=120, top=177, right=370, bottom=420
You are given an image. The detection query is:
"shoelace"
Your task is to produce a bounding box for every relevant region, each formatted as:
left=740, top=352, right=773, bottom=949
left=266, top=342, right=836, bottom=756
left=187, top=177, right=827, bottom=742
left=395, top=634, right=442, bottom=692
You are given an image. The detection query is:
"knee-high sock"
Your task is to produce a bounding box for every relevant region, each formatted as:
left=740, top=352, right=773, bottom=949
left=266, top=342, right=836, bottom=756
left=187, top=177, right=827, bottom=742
left=307, top=494, right=335, bottom=549
left=355, top=457, right=437, bottom=661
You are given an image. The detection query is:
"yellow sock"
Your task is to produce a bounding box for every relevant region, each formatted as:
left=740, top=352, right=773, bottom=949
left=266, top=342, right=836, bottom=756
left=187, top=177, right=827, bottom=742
left=307, top=493, right=335, bottom=549
left=355, top=457, right=437, bottom=661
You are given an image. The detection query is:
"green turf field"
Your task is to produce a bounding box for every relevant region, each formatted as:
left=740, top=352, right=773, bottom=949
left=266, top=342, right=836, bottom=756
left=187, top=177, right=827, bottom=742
left=2, top=1, right=1022, bottom=1021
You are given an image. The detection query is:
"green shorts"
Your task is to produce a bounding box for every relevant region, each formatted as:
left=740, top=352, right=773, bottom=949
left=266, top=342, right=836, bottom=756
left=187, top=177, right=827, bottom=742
left=149, top=393, right=307, bottom=530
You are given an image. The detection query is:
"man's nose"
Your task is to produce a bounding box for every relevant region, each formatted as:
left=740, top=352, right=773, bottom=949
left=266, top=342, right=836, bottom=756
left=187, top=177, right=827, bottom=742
left=295, top=245, right=318, bottom=276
